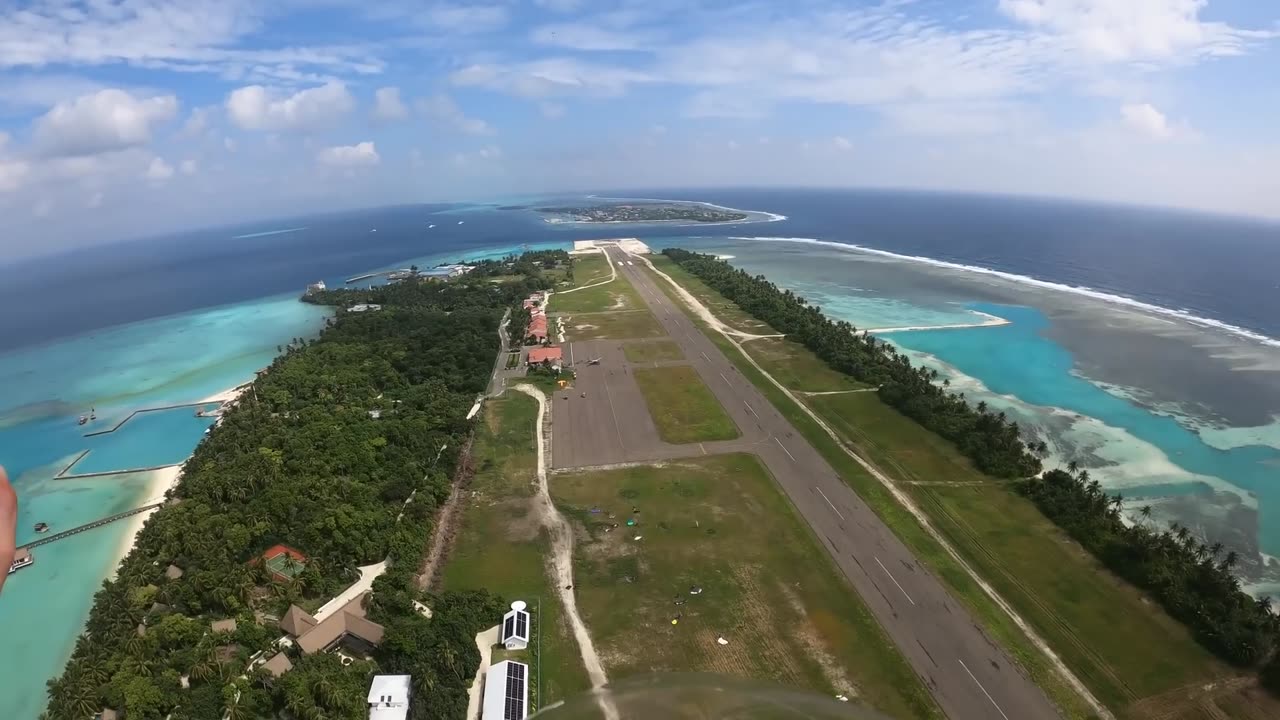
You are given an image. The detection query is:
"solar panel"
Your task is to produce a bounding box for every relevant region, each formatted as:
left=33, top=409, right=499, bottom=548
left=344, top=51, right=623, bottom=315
left=515, top=611, right=528, bottom=638
left=504, top=662, right=527, bottom=719
left=503, top=615, right=515, bottom=639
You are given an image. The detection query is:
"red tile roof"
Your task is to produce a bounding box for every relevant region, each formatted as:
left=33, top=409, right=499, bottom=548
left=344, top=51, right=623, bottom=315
left=528, top=347, right=563, bottom=364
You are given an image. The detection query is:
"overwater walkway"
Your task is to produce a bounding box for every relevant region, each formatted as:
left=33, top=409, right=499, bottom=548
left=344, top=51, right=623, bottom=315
left=18, top=502, right=164, bottom=551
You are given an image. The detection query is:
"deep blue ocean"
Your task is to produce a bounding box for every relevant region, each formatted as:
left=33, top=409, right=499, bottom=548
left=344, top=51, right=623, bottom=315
left=2, top=188, right=1278, bottom=719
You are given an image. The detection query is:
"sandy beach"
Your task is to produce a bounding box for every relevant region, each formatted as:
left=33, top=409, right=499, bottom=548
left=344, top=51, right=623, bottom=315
left=107, top=382, right=251, bottom=576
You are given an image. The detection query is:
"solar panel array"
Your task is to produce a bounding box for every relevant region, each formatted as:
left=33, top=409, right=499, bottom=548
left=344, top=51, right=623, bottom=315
left=503, top=614, right=516, bottom=640
left=515, top=610, right=528, bottom=639
left=504, top=662, right=527, bottom=720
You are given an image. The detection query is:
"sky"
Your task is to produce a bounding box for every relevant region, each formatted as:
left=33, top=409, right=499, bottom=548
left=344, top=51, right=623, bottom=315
left=0, top=0, right=1278, bottom=260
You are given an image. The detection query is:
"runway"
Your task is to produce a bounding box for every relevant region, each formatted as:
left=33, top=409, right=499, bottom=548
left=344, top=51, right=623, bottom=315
left=566, top=245, right=1063, bottom=720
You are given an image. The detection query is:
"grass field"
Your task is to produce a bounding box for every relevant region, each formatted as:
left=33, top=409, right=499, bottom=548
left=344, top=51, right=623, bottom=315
left=741, top=337, right=871, bottom=393
left=639, top=255, right=1278, bottom=720
left=438, top=393, right=590, bottom=707
left=809, top=391, right=1227, bottom=711
left=623, top=340, right=684, bottom=364
left=558, top=310, right=666, bottom=341
left=550, top=274, right=644, bottom=314
left=552, top=454, right=942, bottom=720
left=633, top=365, right=740, bottom=443
left=571, top=252, right=613, bottom=286
left=639, top=257, right=1100, bottom=718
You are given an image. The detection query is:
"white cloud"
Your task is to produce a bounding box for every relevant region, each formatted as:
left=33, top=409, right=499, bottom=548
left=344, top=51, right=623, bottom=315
left=181, top=107, right=211, bottom=138
left=998, top=0, right=1273, bottom=61
left=373, top=87, right=409, bottom=121
left=418, top=94, right=494, bottom=135
left=0, top=1, right=382, bottom=80
left=33, top=89, right=178, bottom=157
left=1121, top=102, right=1176, bottom=139
left=317, top=141, right=380, bottom=167
left=181, top=159, right=198, bottom=175
left=539, top=102, right=566, bottom=119
left=86, top=191, right=104, bottom=209
left=533, top=0, right=583, bottom=11
left=145, top=157, right=175, bottom=181
left=451, top=58, right=652, bottom=98
left=452, top=144, right=503, bottom=168
left=226, top=82, right=354, bottom=131
left=0, top=159, right=29, bottom=192
left=833, top=136, right=853, bottom=151
left=424, top=3, right=509, bottom=32
left=0, top=74, right=110, bottom=111
left=531, top=23, right=654, bottom=51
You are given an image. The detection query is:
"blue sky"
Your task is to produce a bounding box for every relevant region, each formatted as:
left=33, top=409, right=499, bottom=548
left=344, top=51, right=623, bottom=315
left=0, top=0, right=1277, bottom=259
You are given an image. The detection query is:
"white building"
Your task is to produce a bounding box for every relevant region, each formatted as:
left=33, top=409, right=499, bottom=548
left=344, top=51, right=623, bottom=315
left=368, top=675, right=411, bottom=720
left=482, top=660, right=528, bottom=720
left=306, top=280, right=327, bottom=295
left=500, top=601, right=530, bottom=650
left=349, top=303, right=382, bottom=313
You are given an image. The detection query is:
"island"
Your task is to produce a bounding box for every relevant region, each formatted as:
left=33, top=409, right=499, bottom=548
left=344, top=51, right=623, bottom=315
left=535, top=202, right=748, bottom=224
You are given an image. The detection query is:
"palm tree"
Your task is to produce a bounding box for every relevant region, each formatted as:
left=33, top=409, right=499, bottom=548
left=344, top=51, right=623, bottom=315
left=1139, top=505, right=1153, bottom=526
left=313, top=675, right=339, bottom=708
left=1067, top=460, right=1080, bottom=475
left=1222, top=551, right=1239, bottom=570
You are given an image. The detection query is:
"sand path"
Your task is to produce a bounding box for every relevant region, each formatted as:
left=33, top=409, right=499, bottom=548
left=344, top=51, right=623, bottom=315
left=511, top=384, right=617, bottom=719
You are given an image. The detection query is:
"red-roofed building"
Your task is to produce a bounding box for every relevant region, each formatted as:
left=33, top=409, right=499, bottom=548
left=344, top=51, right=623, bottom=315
left=527, top=347, right=563, bottom=368
left=528, top=315, right=548, bottom=342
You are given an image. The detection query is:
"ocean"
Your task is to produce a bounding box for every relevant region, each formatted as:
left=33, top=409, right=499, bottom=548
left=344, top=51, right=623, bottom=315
left=1, top=188, right=1278, bottom=718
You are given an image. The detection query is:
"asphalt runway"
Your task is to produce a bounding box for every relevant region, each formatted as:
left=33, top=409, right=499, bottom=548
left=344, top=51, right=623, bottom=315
left=584, top=246, right=1063, bottom=720
left=551, top=338, right=761, bottom=468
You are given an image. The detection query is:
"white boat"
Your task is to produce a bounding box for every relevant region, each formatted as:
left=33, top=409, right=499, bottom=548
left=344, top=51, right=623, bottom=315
left=457, top=221, right=465, bottom=225
left=8, top=549, right=32, bottom=575
left=428, top=224, right=436, bottom=229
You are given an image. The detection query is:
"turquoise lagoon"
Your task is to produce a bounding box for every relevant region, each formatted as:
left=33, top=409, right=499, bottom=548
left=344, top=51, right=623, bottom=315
left=683, top=236, right=1280, bottom=596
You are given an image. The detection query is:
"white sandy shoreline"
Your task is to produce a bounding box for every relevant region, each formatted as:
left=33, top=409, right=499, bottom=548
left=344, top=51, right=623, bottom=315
left=109, top=382, right=252, bottom=575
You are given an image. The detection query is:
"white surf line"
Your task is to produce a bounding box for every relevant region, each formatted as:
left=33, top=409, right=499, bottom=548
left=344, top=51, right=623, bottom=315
left=774, top=437, right=797, bottom=462
left=874, top=556, right=915, bottom=606
left=865, top=313, right=1010, bottom=334
left=584, top=194, right=788, bottom=223
left=511, top=385, right=618, bottom=720
left=633, top=252, right=1113, bottom=720
left=959, top=659, right=1011, bottom=720
left=732, top=235, right=1280, bottom=350
left=814, top=486, right=844, bottom=521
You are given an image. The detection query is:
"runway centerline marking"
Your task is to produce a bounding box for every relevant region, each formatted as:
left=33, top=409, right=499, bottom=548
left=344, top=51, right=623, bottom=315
left=814, top=486, right=844, bottom=521
left=958, top=659, right=1010, bottom=720
left=875, top=556, right=915, bottom=606
left=745, top=401, right=758, bottom=418
left=719, top=372, right=731, bottom=386
left=774, top=437, right=797, bottom=462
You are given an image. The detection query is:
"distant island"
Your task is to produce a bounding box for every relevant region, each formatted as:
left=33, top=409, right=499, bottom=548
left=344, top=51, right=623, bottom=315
left=536, top=203, right=748, bottom=224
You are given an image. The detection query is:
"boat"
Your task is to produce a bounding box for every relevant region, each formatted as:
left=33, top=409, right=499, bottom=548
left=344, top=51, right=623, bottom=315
left=78, top=415, right=87, bottom=426
left=8, top=548, right=33, bottom=575
left=33, top=522, right=49, bottom=533
left=428, top=224, right=436, bottom=229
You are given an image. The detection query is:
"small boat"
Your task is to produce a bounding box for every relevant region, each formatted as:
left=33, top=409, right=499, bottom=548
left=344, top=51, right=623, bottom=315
left=428, top=224, right=436, bottom=229
left=8, top=549, right=33, bottom=575
left=33, top=522, right=49, bottom=533
left=78, top=415, right=88, bottom=426
left=457, top=221, right=465, bottom=225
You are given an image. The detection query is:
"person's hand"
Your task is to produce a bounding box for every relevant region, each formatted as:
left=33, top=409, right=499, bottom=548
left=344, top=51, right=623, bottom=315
left=0, top=466, right=16, bottom=595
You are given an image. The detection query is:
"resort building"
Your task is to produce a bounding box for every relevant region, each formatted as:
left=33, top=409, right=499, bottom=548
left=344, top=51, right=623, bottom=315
left=306, top=280, right=327, bottom=295
left=261, top=652, right=294, bottom=677
left=500, top=601, right=530, bottom=651
left=482, top=660, right=529, bottom=720
left=281, top=594, right=386, bottom=657
left=349, top=303, right=382, bottom=313
left=526, top=347, right=562, bottom=369
left=211, top=619, right=237, bottom=634
left=368, top=675, right=412, bottom=720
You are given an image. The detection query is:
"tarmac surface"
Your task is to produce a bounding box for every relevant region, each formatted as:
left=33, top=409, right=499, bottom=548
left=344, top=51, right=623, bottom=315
left=551, top=245, right=1063, bottom=720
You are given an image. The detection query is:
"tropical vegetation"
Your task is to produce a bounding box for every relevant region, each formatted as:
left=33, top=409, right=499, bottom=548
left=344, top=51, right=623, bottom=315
left=44, top=259, right=551, bottom=719
left=664, top=248, right=1280, bottom=689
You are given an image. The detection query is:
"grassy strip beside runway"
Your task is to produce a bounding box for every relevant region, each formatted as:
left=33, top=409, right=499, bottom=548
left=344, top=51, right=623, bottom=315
left=552, top=454, right=943, bottom=720
left=633, top=365, right=740, bottom=444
